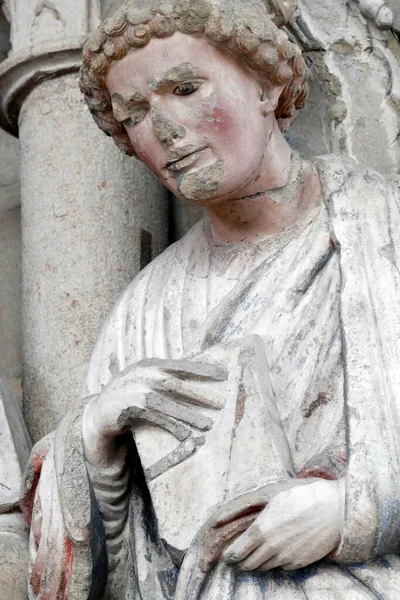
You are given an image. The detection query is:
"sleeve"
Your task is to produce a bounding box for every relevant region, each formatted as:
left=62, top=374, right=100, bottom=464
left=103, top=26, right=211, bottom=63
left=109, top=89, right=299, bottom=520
left=323, top=160, right=400, bottom=562
left=20, top=267, right=153, bottom=599
left=21, top=411, right=108, bottom=599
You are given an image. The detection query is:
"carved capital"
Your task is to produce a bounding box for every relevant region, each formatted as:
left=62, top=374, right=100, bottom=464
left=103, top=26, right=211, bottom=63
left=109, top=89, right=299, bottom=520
left=4, top=0, right=100, bottom=52
left=0, top=38, right=84, bottom=135
left=0, top=0, right=101, bottom=135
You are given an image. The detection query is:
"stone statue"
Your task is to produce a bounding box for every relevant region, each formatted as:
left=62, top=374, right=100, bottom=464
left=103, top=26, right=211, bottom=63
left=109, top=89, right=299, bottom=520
left=21, top=0, right=400, bottom=598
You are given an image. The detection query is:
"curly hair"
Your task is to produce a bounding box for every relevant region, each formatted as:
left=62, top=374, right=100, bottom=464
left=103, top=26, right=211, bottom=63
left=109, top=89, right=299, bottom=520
left=79, top=0, right=308, bottom=156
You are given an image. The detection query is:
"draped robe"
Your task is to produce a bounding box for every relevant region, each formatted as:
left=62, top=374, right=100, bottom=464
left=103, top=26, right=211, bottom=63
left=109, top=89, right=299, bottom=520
left=22, top=155, right=400, bottom=599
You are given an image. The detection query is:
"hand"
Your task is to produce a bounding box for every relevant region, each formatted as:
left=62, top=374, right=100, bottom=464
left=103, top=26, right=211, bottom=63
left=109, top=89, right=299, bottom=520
left=222, top=478, right=345, bottom=571
left=82, top=358, right=229, bottom=470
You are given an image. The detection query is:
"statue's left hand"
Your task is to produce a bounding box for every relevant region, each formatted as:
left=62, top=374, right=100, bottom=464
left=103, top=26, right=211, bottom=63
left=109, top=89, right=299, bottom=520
left=221, top=478, right=345, bottom=571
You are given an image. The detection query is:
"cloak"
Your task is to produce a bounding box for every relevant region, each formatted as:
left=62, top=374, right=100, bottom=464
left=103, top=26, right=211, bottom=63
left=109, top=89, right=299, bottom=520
left=22, top=156, right=400, bottom=599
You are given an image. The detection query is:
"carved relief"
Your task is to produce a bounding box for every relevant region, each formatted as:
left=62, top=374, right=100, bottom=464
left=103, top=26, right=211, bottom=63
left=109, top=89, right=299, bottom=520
left=2, top=0, right=101, bottom=54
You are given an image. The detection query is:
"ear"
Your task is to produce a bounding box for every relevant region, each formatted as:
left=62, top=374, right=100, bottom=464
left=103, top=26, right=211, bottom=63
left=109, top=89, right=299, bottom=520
left=259, top=83, right=285, bottom=116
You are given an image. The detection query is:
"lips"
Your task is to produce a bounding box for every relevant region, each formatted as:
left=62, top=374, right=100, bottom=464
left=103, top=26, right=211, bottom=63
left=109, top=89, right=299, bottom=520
left=166, top=145, right=206, bottom=171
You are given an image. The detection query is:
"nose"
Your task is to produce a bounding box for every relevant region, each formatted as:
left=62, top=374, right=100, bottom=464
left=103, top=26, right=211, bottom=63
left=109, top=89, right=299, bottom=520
left=150, top=103, right=185, bottom=147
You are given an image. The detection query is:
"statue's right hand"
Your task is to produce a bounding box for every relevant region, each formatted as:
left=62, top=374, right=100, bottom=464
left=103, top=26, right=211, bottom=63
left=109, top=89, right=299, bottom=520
left=82, top=359, right=228, bottom=470
left=82, top=363, right=162, bottom=469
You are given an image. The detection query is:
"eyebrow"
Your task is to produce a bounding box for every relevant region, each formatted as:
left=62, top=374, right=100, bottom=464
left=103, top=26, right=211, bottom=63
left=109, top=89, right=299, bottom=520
left=111, top=91, right=147, bottom=122
left=149, top=62, right=201, bottom=91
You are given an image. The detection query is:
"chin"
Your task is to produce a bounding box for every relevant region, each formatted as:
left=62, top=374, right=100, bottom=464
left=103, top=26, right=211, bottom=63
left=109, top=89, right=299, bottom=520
left=176, top=160, right=225, bottom=204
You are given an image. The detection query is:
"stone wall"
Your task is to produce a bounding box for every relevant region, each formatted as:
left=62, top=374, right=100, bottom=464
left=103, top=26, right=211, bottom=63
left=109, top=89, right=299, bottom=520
left=288, top=0, right=400, bottom=173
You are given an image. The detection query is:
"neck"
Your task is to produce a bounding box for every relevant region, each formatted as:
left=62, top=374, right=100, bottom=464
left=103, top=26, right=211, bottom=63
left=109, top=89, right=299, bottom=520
left=204, top=126, right=322, bottom=243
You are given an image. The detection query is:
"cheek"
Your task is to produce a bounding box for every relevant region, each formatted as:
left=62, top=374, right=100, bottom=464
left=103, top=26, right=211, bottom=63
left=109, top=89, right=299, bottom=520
left=127, top=127, right=177, bottom=188
left=196, top=95, right=241, bottom=145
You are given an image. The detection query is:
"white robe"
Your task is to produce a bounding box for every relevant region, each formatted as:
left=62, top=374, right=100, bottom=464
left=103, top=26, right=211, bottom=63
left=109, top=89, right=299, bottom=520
left=22, top=155, right=400, bottom=599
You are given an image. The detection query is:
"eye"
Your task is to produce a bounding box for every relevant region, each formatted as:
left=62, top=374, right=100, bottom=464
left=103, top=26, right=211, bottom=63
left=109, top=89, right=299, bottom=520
left=173, top=81, right=201, bottom=96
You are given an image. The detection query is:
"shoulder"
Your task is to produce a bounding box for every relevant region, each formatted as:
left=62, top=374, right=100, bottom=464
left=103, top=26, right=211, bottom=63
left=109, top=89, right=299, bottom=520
left=313, top=153, right=399, bottom=219
left=314, top=153, right=393, bottom=194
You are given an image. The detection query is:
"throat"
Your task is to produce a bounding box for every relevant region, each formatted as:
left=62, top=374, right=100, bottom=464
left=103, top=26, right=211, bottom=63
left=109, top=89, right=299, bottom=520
left=206, top=156, right=322, bottom=244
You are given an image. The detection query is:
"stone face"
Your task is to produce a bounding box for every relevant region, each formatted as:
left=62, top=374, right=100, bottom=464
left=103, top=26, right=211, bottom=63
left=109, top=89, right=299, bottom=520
left=174, top=0, right=400, bottom=238
left=0, top=0, right=399, bottom=597
left=19, top=73, right=169, bottom=441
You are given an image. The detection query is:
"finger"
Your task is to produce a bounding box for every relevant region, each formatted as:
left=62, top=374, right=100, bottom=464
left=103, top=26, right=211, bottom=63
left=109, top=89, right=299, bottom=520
left=237, top=544, right=278, bottom=571
left=258, top=554, right=290, bottom=571
left=222, top=524, right=263, bottom=563
left=138, top=358, right=228, bottom=382
left=281, top=558, right=312, bottom=571
left=154, top=377, right=225, bottom=410
left=146, top=393, right=214, bottom=431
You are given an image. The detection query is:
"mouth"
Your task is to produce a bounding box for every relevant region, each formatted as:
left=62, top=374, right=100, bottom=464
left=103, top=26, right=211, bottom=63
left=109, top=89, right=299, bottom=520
left=166, top=145, right=206, bottom=172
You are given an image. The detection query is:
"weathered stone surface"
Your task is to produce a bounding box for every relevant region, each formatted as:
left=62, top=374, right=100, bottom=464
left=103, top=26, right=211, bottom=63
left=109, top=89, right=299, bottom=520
left=0, top=129, right=19, bottom=213
left=0, top=4, right=11, bottom=61
left=22, top=1, right=400, bottom=596
left=0, top=371, right=31, bottom=510
left=0, top=5, right=22, bottom=400
left=171, top=195, right=204, bottom=242
left=102, top=0, right=123, bottom=19
left=387, top=0, right=400, bottom=30
left=3, top=0, right=100, bottom=53
left=289, top=0, right=400, bottom=173
left=0, top=207, right=22, bottom=402
left=0, top=512, right=29, bottom=600
left=0, top=374, right=30, bottom=599
left=19, top=73, right=169, bottom=441
left=0, top=0, right=397, bottom=597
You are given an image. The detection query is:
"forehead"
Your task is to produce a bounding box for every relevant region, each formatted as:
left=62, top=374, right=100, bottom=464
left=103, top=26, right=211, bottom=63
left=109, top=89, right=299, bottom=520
left=105, top=32, right=249, bottom=95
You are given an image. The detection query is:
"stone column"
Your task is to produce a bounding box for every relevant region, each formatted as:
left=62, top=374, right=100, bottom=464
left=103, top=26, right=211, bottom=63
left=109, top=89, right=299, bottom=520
left=0, top=0, right=169, bottom=442
left=0, top=3, right=22, bottom=404
left=0, top=199, right=22, bottom=403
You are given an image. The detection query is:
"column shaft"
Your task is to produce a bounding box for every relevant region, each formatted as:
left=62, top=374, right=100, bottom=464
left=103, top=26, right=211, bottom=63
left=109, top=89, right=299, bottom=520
left=19, top=74, right=168, bottom=441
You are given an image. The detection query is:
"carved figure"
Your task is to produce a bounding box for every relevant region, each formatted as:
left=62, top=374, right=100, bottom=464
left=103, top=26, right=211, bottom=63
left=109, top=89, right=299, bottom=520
left=22, top=0, right=400, bottom=598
